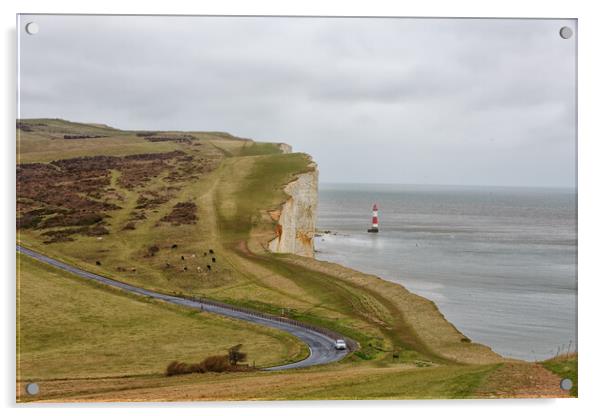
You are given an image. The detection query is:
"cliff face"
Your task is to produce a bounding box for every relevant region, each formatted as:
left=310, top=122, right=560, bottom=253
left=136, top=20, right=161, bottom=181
left=268, top=162, right=318, bottom=258
left=277, top=143, right=293, bottom=154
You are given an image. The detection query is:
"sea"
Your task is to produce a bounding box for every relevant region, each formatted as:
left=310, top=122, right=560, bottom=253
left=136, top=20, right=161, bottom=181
left=314, top=183, right=577, bottom=361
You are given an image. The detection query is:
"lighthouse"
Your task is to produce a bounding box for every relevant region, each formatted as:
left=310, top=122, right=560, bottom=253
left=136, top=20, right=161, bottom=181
left=367, top=203, right=379, bottom=233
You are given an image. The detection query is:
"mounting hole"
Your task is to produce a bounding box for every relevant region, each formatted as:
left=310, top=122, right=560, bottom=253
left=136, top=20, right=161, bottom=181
left=25, top=382, right=39, bottom=395
left=25, top=22, right=39, bottom=35
left=559, top=26, right=573, bottom=39
left=560, top=378, right=573, bottom=391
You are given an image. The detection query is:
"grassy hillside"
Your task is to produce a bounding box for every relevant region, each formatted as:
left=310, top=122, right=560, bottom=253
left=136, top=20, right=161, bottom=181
left=17, top=253, right=307, bottom=384
left=17, top=119, right=178, bottom=163
left=16, top=118, right=571, bottom=401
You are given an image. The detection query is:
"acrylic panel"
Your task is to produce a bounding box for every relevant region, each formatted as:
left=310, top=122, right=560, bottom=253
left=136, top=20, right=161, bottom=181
left=16, top=15, right=577, bottom=402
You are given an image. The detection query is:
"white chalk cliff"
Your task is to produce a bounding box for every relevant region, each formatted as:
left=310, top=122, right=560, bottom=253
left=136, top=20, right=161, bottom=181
left=277, top=143, right=293, bottom=154
left=268, top=161, right=318, bottom=258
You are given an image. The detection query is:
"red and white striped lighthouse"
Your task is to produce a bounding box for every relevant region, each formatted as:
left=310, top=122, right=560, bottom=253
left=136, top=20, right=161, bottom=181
left=367, top=203, right=379, bottom=233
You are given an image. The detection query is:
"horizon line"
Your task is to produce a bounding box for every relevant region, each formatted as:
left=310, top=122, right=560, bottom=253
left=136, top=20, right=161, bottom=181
left=319, top=181, right=577, bottom=190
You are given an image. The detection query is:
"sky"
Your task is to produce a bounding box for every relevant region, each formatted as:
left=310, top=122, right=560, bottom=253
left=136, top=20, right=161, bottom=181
left=18, top=15, right=577, bottom=188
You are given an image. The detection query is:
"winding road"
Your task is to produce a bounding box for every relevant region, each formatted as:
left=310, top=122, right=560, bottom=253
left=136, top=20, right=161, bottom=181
left=17, top=245, right=350, bottom=371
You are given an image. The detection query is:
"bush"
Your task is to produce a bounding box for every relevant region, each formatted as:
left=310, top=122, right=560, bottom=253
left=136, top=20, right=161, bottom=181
left=161, top=202, right=198, bottom=225
left=166, top=361, right=191, bottom=376
left=43, top=212, right=103, bottom=228
left=187, top=363, right=205, bottom=373
left=354, top=351, right=373, bottom=360
left=228, top=344, right=247, bottom=365
left=165, top=361, right=208, bottom=377
left=165, top=355, right=232, bottom=377
left=201, top=355, right=231, bottom=373
left=16, top=212, right=43, bottom=229
left=86, top=225, right=110, bottom=236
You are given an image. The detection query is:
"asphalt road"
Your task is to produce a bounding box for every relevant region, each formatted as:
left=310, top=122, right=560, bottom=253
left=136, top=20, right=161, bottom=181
left=17, top=245, right=349, bottom=370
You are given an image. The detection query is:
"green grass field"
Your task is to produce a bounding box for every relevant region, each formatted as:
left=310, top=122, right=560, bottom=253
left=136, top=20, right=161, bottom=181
left=17, top=253, right=307, bottom=384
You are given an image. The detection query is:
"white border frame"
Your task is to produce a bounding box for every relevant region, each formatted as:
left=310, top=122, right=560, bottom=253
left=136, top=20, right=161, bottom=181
left=2, top=1, right=599, bottom=415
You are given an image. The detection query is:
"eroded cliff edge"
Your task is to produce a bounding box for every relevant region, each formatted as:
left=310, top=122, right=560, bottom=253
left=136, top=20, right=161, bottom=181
left=268, top=161, right=318, bottom=258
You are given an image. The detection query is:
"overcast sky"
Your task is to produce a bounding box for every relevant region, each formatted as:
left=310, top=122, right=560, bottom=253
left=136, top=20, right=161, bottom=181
left=18, top=15, right=576, bottom=188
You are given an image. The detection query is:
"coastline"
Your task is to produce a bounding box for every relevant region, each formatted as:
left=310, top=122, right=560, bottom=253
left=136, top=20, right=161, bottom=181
left=277, top=251, right=506, bottom=365
left=312, top=183, right=577, bottom=361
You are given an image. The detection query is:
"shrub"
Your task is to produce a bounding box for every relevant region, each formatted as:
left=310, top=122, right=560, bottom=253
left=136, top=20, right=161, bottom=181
left=135, top=131, right=158, bottom=137
left=161, top=202, right=198, bottom=225
left=165, top=355, right=232, bottom=377
left=41, top=227, right=84, bottom=244
left=43, top=212, right=103, bottom=228
left=354, top=351, right=373, bottom=360
left=187, top=363, right=205, bottom=373
left=86, top=225, right=110, bottom=236
left=201, top=355, right=231, bottom=373
left=165, top=361, right=207, bottom=377
left=17, top=213, right=43, bottom=229
left=165, top=347, right=249, bottom=377
left=166, top=361, right=190, bottom=376
left=228, top=344, right=247, bottom=365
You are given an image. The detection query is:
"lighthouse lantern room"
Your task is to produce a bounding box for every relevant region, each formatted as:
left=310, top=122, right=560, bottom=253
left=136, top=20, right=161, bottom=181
left=367, top=203, right=379, bottom=233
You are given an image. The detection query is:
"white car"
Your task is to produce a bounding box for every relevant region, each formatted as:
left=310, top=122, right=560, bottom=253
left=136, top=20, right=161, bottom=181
left=334, top=339, right=347, bottom=350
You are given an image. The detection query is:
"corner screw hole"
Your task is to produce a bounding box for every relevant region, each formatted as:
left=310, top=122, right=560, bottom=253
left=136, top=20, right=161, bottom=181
left=559, top=26, right=573, bottom=39
left=25, top=22, right=39, bottom=35
left=25, top=382, right=39, bottom=395
left=560, top=378, right=573, bottom=391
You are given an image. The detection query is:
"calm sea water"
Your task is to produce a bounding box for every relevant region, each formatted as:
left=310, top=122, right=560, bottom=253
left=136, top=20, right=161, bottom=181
left=315, top=183, right=577, bottom=361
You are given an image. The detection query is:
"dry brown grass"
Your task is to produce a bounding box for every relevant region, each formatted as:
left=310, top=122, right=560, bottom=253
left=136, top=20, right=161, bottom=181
left=475, top=362, right=569, bottom=398
left=17, top=363, right=508, bottom=402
